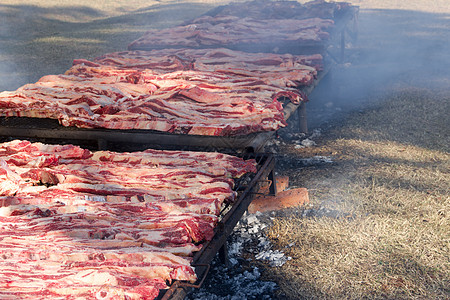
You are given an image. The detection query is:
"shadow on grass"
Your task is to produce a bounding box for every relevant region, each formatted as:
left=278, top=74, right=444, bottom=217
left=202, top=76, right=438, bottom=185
left=376, top=245, right=448, bottom=298
left=0, top=2, right=213, bottom=90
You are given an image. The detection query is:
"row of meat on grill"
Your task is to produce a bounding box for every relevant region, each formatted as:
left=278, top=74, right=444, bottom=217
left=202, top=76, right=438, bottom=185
left=0, top=139, right=257, bottom=299
left=0, top=0, right=355, bottom=137
left=0, top=49, right=316, bottom=136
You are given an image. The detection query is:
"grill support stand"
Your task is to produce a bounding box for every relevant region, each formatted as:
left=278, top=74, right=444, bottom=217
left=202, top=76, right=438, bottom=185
left=267, top=168, right=278, bottom=196
left=218, top=242, right=229, bottom=265
left=298, top=102, right=308, bottom=134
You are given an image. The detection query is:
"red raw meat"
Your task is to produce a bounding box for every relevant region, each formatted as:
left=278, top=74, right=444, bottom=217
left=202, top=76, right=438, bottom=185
left=0, top=69, right=296, bottom=135
left=128, top=16, right=334, bottom=50
left=0, top=140, right=258, bottom=299
left=91, top=48, right=322, bottom=82
left=0, top=158, right=23, bottom=196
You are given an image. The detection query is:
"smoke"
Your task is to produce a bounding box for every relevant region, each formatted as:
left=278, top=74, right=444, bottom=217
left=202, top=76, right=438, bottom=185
left=0, top=2, right=220, bottom=92
left=304, top=7, right=450, bottom=129
left=0, top=4, right=46, bottom=91
left=0, top=6, right=18, bottom=91
left=0, top=54, right=17, bottom=92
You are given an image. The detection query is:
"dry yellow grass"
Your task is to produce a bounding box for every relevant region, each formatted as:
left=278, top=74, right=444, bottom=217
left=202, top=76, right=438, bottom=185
left=268, top=89, right=449, bottom=299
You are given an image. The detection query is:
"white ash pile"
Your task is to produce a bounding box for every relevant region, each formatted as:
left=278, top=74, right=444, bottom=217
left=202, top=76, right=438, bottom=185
left=298, top=155, right=333, bottom=165
left=232, top=212, right=292, bottom=267
left=265, top=128, right=323, bottom=152
left=265, top=128, right=334, bottom=171
left=187, top=212, right=291, bottom=299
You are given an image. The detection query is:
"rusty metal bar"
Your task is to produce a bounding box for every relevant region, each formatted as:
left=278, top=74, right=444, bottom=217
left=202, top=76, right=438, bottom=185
left=297, top=102, right=308, bottom=134
left=267, top=169, right=277, bottom=196
left=218, top=242, right=228, bottom=265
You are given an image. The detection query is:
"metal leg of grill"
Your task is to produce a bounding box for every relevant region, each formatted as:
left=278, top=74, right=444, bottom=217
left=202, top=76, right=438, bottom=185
left=298, top=102, right=308, bottom=134
left=268, top=169, right=278, bottom=196
left=218, top=241, right=228, bottom=266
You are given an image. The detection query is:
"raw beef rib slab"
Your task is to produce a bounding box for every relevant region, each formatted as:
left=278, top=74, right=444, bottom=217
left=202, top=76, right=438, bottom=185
left=127, top=16, right=334, bottom=50
left=0, top=67, right=305, bottom=135
left=0, top=140, right=257, bottom=299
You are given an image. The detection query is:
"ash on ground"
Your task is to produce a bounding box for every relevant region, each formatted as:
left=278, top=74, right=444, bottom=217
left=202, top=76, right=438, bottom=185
left=265, top=128, right=323, bottom=152
left=186, top=212, right=290, bottom=300
left=265, top=128, right=334, bottom=170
